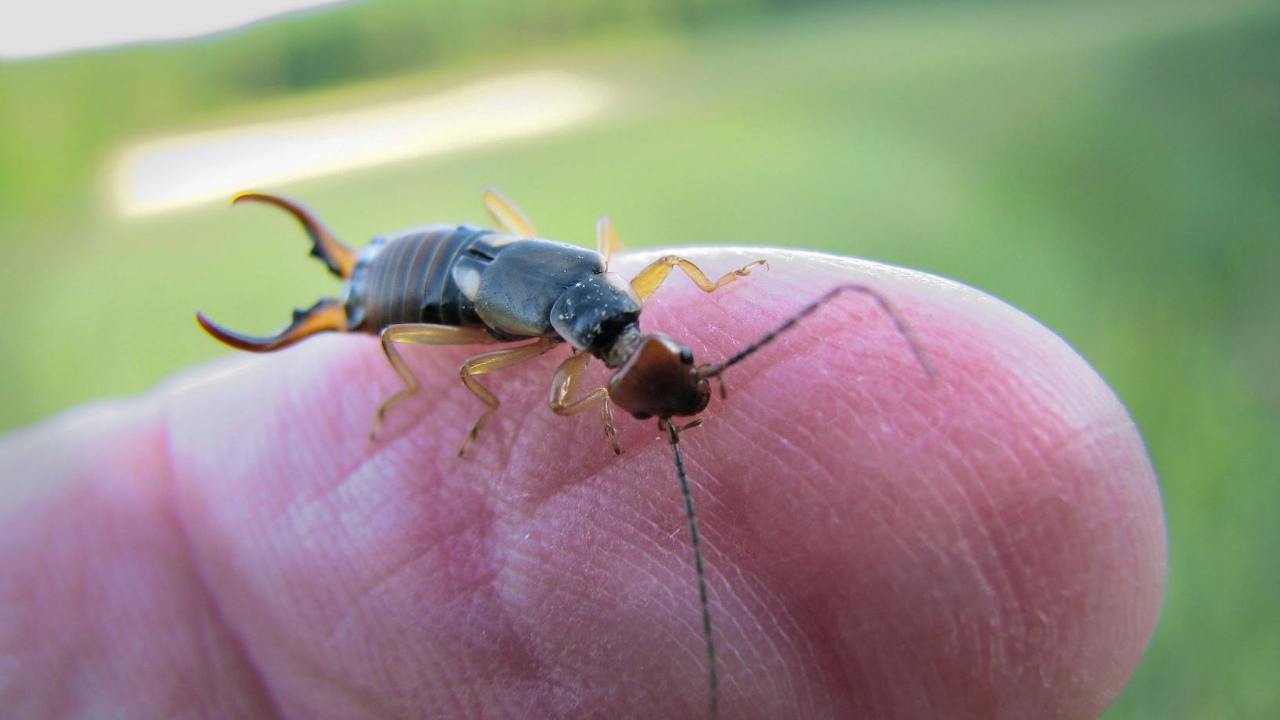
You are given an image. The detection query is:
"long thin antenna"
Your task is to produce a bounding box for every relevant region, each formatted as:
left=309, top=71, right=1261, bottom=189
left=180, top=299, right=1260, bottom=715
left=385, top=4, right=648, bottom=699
left=698, top=283, right=936, bottom=382
left=665, top=421, right=719, bottom=719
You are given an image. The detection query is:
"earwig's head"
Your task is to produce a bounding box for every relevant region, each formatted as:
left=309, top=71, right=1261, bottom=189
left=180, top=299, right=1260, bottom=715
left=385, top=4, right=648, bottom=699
left=608, top=333, right=711, bottom=420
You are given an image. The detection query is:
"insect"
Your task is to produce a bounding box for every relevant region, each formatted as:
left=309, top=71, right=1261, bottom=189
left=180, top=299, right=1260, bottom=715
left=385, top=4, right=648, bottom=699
left=197, top=188, right=932, bottom=718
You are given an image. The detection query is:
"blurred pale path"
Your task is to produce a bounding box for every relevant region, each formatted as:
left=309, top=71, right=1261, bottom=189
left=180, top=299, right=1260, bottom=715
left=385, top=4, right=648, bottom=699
left=115, top=70, right=609, bottom=215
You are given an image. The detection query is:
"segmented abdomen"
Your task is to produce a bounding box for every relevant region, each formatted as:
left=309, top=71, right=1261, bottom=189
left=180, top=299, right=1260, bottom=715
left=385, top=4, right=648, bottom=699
left=346, top=224, right=505, bottom=332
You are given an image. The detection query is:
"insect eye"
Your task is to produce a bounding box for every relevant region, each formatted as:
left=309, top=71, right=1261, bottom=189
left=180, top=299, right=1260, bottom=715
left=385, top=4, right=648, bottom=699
left=680, top=348, right=694, bottom=364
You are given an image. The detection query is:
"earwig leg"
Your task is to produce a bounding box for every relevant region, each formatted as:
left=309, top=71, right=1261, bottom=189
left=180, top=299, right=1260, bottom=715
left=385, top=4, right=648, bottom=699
left=630, top=255, right=768, bottom=302
left=550, top=352, right=621, bottom=455
left=457, top=338, right=559, bottom=457
left=371, top=324, right=499, bottom=441
left=596, top=216, right=621, bottom=271
left=481, top=187, right=537, bottom=238
left=232, top=192, right=358, bottom=278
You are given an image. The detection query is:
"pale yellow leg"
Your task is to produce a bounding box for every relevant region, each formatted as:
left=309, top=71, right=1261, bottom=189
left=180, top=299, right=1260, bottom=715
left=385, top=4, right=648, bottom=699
left=550, top=352, right=621, bottom=455
left=457, top=338, right=559, bottom=457
left=629, top=255, right=768, bottom=302
left=596, top=216, right=621, bottom=270
left=371, top=324, right=496, bottom=441
left=482, top=187, right=537, bottom=238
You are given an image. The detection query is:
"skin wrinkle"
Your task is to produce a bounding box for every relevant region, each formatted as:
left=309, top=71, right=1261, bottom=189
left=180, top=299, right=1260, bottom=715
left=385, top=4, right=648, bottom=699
left=415, top=590, right=495, bottom=718
left=930, top=335, right=1044, bottom=691
left=952, top=435, right=1026, bottom=679
left=554, top=563, right=696, bottom=712
left=983, top=379, right=1116, bottom=696
left=494, top=465, right=712, bottom=714
left=435, top=600, right=494, bottom=720
left=832, top=603, right=886, bottom=717
left=453, top=409, right=576, bottom=718
left=976, top=437, right=1097, bottom=706
left=527, top=579, right=611, bottom=708
left=495, top=429, right=609, bottom=511
left=263, top=401, right=421, bottom=531
left=464, top=588, right=559, bottom=720
left=269, top=498, right=359, bottom=640
left=710, top=418, right=844, bottom=716
left=117, top=409, right=264, bottom=717
left=321, top=508, right=471, bottom=649
left=978, top=505, right=1028, bottom=686
left=710, top=391, right=878, bottom=717
left=431, top=610, right=480, bottom=720
left=456, top=572, right=538, bottom=716
left=948, top=448, right=1009, bottom=687
left=705, top=391, right=879, bottom=719
left=282, top=496, right=369, bottom=634
left=615, top=457, right=786, bottom=717
left=1018, top=416, right=1129, bottom=638
left=1060, top=427, right=1151, bottom=708
left=0, top=401, right=272, bottom=718
left=318, top=439, right=493, bottom=612
left=272, top=356, right=392, bottom=509
left=187, top=350, right=359, bottom=531
left=157, top=412, right=288, bottom=720
left=479, top=512, right=572, bottom=718
left=712, top=549, right=825, bottom=718
left=834, top=443, right=972, bottom=712
left=254, top=577, right=401, bottom=715
left=718, top=378, right=830, bottom=504
left=607, top=497, right=712, bottom=644
left=165, top=357, right=460, bottom=717
left=649, top=447, right=794, bottom=715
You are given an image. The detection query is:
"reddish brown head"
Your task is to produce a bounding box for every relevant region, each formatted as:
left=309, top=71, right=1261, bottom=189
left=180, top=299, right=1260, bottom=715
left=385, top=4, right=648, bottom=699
left=608, top=333, right=711, bottom=420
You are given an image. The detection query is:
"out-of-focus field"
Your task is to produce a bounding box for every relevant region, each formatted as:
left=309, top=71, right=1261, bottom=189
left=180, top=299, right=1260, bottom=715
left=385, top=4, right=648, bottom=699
left=1, top=0, right=1277, bottom=716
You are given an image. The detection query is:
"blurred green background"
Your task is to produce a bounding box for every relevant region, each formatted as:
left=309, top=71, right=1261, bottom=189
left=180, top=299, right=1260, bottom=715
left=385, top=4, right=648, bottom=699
left=2, top=0, right=1277, bottom=715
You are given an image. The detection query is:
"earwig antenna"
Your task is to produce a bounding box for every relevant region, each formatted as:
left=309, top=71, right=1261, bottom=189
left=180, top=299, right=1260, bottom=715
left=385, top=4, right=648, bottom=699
left=698, top=283, right=936, bottom=382
left=664, top=420, right=719, bottom=720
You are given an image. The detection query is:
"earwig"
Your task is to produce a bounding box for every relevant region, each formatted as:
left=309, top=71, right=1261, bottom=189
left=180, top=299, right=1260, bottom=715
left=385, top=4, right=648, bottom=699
left=197, top=189, right=932, bottom=718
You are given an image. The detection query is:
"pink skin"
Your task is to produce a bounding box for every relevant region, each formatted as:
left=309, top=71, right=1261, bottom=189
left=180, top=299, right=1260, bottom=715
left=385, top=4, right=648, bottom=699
left=0, top=248, right=1166, bottom=719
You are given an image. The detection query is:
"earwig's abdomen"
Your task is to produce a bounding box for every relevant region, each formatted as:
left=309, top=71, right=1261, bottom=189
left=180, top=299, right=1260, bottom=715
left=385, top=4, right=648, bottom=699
left=345, top=224, right=516, bottom=334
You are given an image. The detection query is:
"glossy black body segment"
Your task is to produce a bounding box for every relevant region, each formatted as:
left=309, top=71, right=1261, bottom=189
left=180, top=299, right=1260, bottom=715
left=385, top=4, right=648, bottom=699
left=344, top=224, right=511, bottom=333
left=472, top=238, right=610, bottom=340
left=550, top=272, right=643, bottom=356
left=344, top=227, right=639, bottom=348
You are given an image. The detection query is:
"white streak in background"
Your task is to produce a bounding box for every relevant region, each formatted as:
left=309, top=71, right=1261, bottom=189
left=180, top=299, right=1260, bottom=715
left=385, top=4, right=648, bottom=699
left=112, top=70, right=609, bottom=216
left=0, top=0, right=356, bottom=59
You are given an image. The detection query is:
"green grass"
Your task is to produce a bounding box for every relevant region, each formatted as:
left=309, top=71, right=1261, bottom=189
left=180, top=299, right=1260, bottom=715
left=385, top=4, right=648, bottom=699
left=2, top=0, right=1278, bottom=716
